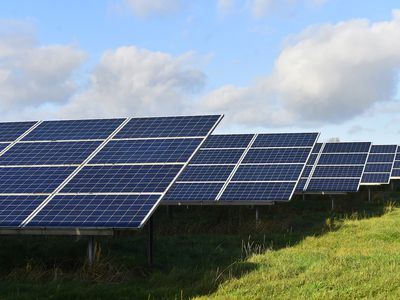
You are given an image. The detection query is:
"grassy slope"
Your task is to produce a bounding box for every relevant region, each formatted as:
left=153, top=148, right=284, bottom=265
left=0, top=193, right=398, bottom=299
left=199, top=207, right=400, bottom=300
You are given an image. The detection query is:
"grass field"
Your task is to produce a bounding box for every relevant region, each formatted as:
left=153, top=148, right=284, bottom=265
left=0, top=189, right=398, bottom=299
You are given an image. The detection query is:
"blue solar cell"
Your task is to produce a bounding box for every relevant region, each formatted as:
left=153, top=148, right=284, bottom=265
left=312, top=165, right=364, bottom=178
left=0, top=121, right=36, bottom=142
left=23, top=119, right=125, bottom=141
left=367, top=154, right=395, bottom=163
left=190, top=149, right=244, bottom=164
left=0, top=195, right=47, bottom=226
left=317, top=153, right=368, bottom=165
left=164, top=182, right=223, bottom=201
left=0, top=141, right=101, bottom=165
left=90, top=138, right=202, bottom=164
left=370, top=145, right=397, bottom=154
left=361, top=173, right=390, bottom=184
left=233, top=164, right=303, bottom=181
left=0, top=166, right=74, bottom=194
left=202, top=134, right=253, bottom=149
left=392, top=169, right=400, bottom=177
left=323, top=142, right=370, bottom=153
left=306, top=178, right=360, bottom=192
left=114, top=115, right=221, bottom=139
left=252, top=133, right=318, bottom=148
left=27, top=194, right=160, bottom=228
left=393, top=161, right=400, bottom=168
left=243, top=148, right=310, bottom=164
left=61, top=165, right=182, bottom=193
left=178, top=165, right=234, bottom=182
left=220, top=182, right=295, bottom=201
left=364, top=163, right=392, bottom=173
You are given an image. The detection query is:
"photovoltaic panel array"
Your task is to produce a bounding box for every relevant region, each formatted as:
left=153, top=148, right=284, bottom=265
left=361, top=145, right=397, bottom=185
left=391, top=146, right=400, bottom=179
left=164, top=133, right=319, bottom=204
left=0, top=115, right=222, bottom=229
left=301, top=142, right=371, bottom=193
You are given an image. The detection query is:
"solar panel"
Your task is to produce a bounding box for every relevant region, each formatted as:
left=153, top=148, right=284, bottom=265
left=0, top=141, right=101, bottom=165
left=302, top=142, right=371, bottom=193
left=28, top=194, right=160, bottom=228
left=114, top=115, right=221, bottom=139
left=61, top=165, right=183, bottom=193
left=0, top=195, right=48, bottom=226
left=362, top=145, right=397, bottom=185
left=15, top=115, right=222, bottom=229
left=164, top=132, right=319, bottom=204
left=89, top=139, right=202, bottom=164
left=0, top=166, right=75, bottom=194
left=0, top=121, right=37, bottom=142
left=23, top=119, right=125, bottom=141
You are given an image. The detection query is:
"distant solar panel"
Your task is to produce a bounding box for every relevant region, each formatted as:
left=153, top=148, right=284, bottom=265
left=362, top=145, right=397, bottom=185
left=302, top=142, right=371, bottom=193
left=164, top=132, right=319, bottom=204
left=391, top=148, right=400, bottom=178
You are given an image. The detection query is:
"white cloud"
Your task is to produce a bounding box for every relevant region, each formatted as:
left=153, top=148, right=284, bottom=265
left=249, top=0, right=326, bottom=18
left=0, top=20, right=86, bottom=119
left=58, top=47, right=205, bottom=118
left=196, top=10, right=400, bottom=128
left=217, top=0, right=235, bottom=15
left=123, top=0, right=181, bottom=17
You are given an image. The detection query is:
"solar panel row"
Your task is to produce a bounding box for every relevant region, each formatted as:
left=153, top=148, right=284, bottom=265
left=301, top=142, right=371, bottom=193
left=361, top=145, right=397, bottom=185
left=0, top=115, right=223, bottom=229
left=164, top=133, right=319, bottom=204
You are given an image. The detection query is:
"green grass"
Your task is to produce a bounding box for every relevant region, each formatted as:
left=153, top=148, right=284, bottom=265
left=0, top=190, right=398, bottom=299
left=198, top=201, right=400, bottom=299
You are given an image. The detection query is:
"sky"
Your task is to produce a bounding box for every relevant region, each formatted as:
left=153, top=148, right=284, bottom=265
left=0, top=0, right=400, bottom=143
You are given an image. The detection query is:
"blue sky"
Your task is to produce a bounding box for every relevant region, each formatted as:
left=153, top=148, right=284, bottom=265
left=0, top=0, right=400, bottom=143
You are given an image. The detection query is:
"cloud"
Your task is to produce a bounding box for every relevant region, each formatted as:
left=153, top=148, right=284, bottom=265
left=196, top=10, right=400, bottom=128
left=0, top=20, right=86, bottom=119
left=249, top=0, right=326, bottom=18
left=217, top=0, right=235, bottom=16
left=58, top=47, right=206, bottom=118
left=123, top=0, right=181, bottom=17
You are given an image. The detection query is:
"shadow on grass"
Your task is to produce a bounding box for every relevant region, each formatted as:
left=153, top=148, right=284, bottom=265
left=0, top=187, right=399, bottom=300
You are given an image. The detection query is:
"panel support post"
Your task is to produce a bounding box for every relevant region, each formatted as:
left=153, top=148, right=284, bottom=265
left=87, top=236, right=95, bottom=267
left=330, top=196, right=335, bottom=211
left=391, top=181, right=394, bottom=191
left=255, top=207, right=260, bottom=225
left=147, top=216, right=154, bottom=268
left=368, top=187, right=371, bottom=203
left=167, top=205, right=173, bottom=220
left=302, top=193, right=306, bottom=201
